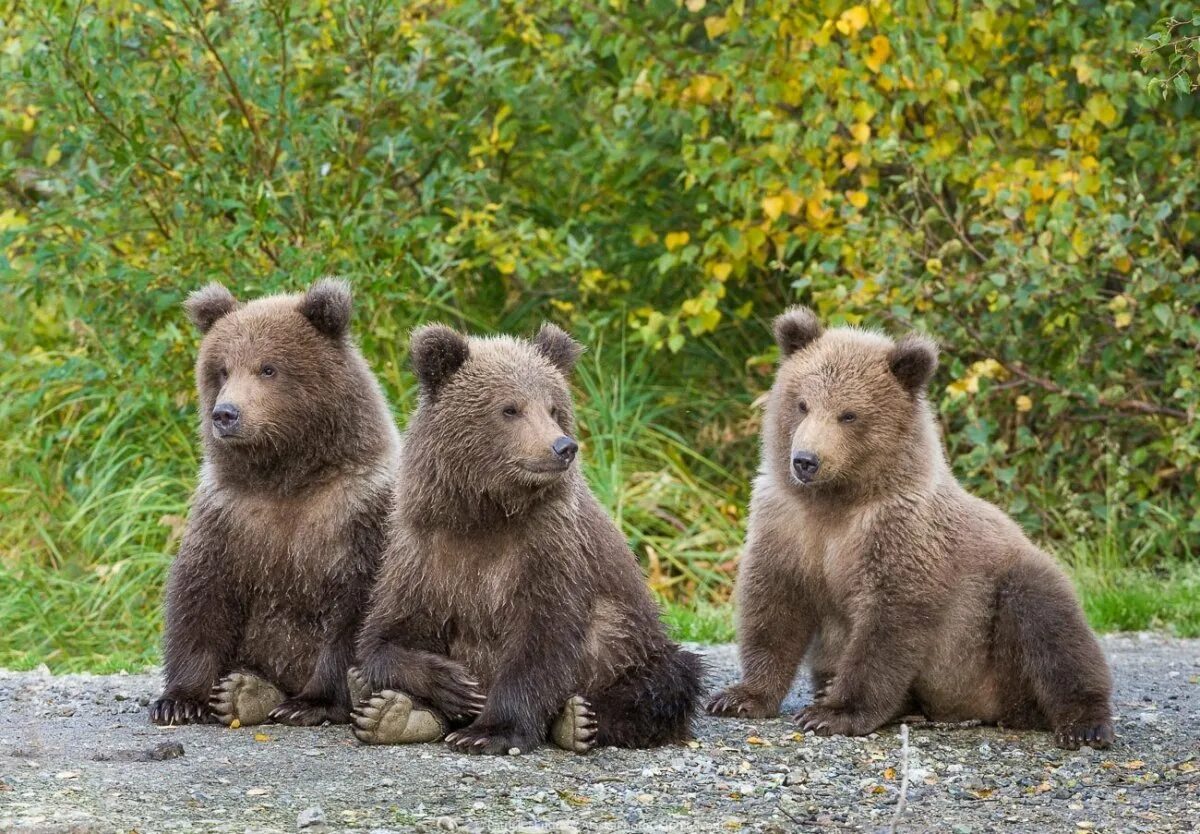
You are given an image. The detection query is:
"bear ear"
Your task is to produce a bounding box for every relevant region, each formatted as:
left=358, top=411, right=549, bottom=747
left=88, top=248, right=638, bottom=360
left=773, top=306, right=823, bottom=359
left=410, top=324, right=469, bottom=396
left=889, top=333, right=939, bottom=395
left=532, top=323, right=583, bottom=376
left=299, top=277, right=353, bottom=338
left=184, top=283, right=238, bottom=333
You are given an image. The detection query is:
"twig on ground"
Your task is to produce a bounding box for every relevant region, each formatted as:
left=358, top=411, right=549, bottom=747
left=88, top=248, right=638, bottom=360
left=887, top=723, right=911, bottom=834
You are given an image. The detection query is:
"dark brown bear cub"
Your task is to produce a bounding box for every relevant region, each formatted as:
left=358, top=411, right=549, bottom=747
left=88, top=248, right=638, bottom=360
left=350, top=323, right=703, bottom=754
left=149, top=280, right=400, bottom=727
left=707, top=308, right=1114, bottom=750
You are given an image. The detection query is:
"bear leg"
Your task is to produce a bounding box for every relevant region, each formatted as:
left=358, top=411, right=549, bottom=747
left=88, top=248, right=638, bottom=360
left=586, top=647, right=704, bottom=748
left=993, top=559, right=1114, bottom=750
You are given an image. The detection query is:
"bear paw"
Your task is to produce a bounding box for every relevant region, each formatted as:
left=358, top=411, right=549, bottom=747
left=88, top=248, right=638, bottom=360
left=706, top=684, right=779, bottom=719
left=352, top=690, right=447, bottom=745
left=794, top=703, right=876, bottom=737
left=347, top=667, right=371, bottom=707
left=445, top=723, right=536, bottom=756
left=209, top=672, right=285, bottom=727
left=149, top=695, right=214, bottom=726
left=550, top=695, right=597, bottom=754
left=1055, top=719, right=1114, bottom=750
left=269, top=696, right=348, bottom=727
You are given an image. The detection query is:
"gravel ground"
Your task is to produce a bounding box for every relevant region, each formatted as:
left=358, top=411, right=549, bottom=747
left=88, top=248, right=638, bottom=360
left=1, top=635, right=1197, bottom=834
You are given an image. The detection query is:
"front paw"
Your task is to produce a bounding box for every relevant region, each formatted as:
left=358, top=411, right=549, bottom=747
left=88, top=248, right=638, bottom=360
left=445, top=723, right=536, bottom=755
left=421, top=659, right=487, bottom=722
left=269, top=696, right=349, bottom=726
left=150, top=695, right=214, bottom=726
left=706, top=684, right=779, bottom=719
left=794, top=703, right=876, bottom=737
left=1055, top=719, right=1114, bottom=750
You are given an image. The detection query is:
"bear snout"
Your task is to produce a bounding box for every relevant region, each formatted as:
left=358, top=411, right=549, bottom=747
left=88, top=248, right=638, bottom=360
left=211, top=402, right=242, bottom=437
left=551, top=435, right=579, bottom=464
left=791, top=450, right=820, bottom=483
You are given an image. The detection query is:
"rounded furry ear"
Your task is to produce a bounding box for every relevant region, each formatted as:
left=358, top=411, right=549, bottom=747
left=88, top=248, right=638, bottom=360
left=532, top=323, right=583, bottom=376
left=184, top=283, right=238, bottom=333
left=773, top=306, right=823, bottom=358
left=410, top=324, right=469, bottom=396
left=889, top=333, right=939, bottom=395
left=299, top=277, right=353, bottom=338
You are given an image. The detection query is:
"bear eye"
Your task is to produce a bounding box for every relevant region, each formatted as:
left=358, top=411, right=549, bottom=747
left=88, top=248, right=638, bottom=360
left=839, top=411, right=857, bottom=424
left=217, top=367, right=228, bottom=385
left=797, top=400, right=809, bottom=415
left=550, top=406, right=559, bottom=421
left=502, top=405, right=519, bottom=418
left=260, top=364, right=276, bottom=378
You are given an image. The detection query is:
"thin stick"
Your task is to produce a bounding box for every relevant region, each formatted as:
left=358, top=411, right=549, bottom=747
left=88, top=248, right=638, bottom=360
left=887, top=724, right=911, bottom=834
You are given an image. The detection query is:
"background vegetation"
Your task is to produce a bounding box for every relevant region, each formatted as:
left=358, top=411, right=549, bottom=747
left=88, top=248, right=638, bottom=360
left=2, top=0, right=1197, bottom=671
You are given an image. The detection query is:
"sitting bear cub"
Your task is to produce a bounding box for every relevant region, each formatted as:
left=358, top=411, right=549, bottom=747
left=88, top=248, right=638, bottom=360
left=350, top=323, right=703, bottom=754
left=149, top=280, right=400, bottom=727
left=707, top=307, right=1113, bottom=750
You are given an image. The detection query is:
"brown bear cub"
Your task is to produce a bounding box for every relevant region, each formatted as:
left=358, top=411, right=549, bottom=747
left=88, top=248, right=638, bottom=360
left=707, top=308, right=1114, bottom=750
left=349, top=323, right=703, bottom=754
left=149, top=279, right=400, bottom=728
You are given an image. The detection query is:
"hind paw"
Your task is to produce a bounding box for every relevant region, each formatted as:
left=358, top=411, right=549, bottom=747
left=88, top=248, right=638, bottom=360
left=347, top=667, right=371, bottom=707
left=1055, top=719, right=1114, bottom=750
left=210, top=672, right=285, bottom=727
left=706, top=684, right=778, bottom=719
left=445, top=723, right=535, bottom=756
left=794, top=703, right=877, bottom=737
left=352, top=690, right=446, bottom=745
left=551, top=695, right=597, bottom=754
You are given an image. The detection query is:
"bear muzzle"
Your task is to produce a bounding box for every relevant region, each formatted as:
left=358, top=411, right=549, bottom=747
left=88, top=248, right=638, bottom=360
left=791, top=450, right=820, bottom=484
left=211, top=402, right=242, bottom=438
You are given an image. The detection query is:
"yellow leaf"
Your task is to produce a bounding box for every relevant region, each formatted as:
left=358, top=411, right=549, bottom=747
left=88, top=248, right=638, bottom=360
left=711, top=262, right=733, bottom=281
left=1016, top=395, right=1033, bottom=412
left=229, top=719, right=241, bottom=729
left=704, top=15, right=728, bottom=39
left=842, top=150, right=861, bottom=170
left=847, top=190, right=869, bottom=209
left=1087, top=94, right=1120, bottom=128
left=496, top=257, right=517, bottom=275
left=685, top=0, right=706, bottom=11
left=925, top=257, right=942, bottom=275
left=865, top=35, right=890, bottom=72
left=1123, top=760, right=1145, bottom=770
left=45, top=145, right=62, bottom=167
left=883, top=767, right=896, bottom=780
left=664, top=231, right=690, bottom=251
left=761, top=195, right=784, bottom=221
left=253, top=733, right=271, bottom=742
left=850, top=122, right=872, bottom=144
left=746, top=736, right=769, bottom=745
left=836, top=5, right=870, bottom=36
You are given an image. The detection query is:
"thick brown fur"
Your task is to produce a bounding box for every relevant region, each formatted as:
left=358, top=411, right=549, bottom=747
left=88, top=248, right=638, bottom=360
left=707, top=307, right=1114, bottom=750
left=355, top=323, right=703, bottom=753
left=149, top=279, right=400, bottom=727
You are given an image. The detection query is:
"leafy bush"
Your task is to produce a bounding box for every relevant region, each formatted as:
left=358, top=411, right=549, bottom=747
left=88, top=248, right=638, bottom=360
left=2, top=0, right=1197, bottom=667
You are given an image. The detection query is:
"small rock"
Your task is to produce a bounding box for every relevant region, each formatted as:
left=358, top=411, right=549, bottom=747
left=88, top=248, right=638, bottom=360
left=297, top=806, right=326, bottom=829
left=784, top=768, right=806, bottom=786
left=434, top=817, right=458, bottom=831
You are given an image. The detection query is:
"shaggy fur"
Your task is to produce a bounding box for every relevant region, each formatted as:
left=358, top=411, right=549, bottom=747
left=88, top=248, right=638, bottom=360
left=354, top=323, right=703, bottom=753
left=707, top=307, right=1114, bottom=750
left=149, top=279, right=400, bottom=727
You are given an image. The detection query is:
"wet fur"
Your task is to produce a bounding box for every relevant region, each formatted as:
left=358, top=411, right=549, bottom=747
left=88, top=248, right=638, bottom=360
left=708, top=308, right=1113, bottom=750
left=150, top=280, right=400, bottom=727
left=356, top=325, right=702, bottom=752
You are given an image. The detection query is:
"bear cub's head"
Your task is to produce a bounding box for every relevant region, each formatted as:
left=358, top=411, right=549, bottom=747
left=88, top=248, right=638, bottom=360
left=406, top=322, right=584, bottom=499
left=184, top=278, right=359, bottom=460
left=766, top=306, right=939, bottom=496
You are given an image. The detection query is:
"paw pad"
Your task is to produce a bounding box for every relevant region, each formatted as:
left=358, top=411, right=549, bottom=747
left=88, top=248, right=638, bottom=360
left=352, top=690, right=446, bottom=745
left=550, top=695, right=598, bottom=754
left=210, top=672, right=285, bottom=727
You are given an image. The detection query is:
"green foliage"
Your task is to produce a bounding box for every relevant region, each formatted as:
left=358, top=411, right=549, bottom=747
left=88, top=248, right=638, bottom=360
left=2, top=1, right=1198, bottom=668
left=1137, top=11, right=1200, bottom=97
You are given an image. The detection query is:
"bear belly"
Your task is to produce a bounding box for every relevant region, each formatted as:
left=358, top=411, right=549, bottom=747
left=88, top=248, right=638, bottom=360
left=235, top=602, right=323, bottom=695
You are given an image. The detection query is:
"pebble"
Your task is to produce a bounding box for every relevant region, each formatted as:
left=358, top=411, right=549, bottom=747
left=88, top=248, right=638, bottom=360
left=434, top=817, right=458, bottom=831
left=296, top=806, right=326, bottom=829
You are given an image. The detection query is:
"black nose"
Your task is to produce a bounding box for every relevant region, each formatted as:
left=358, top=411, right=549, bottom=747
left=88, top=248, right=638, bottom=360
left=212, top=402, right=241, bottom=434
left=792, top=451, right=820, bottom=481
left=551, top=435, right=579, bottom=462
